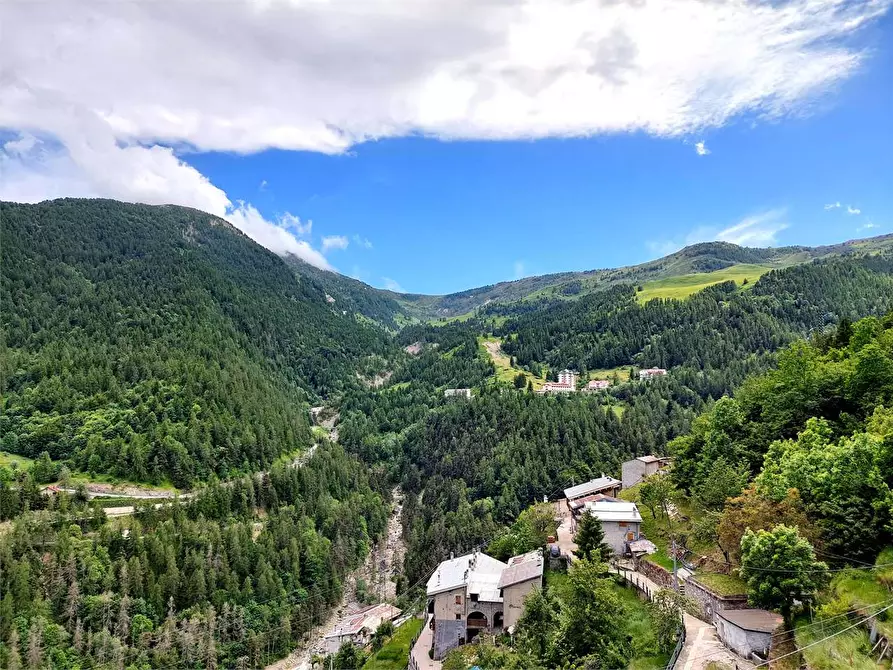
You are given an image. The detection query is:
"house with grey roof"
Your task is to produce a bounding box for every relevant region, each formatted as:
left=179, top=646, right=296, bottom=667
left=426, top=550, right=508, bottom=659
left=715, top=608, right=782, bottom=660
left=621, top=455, right=672, bottom=489
left=582, top=500, right=643, bottom=555
left=563, top=476, right=622, bottom=508
left=497, top=551, right=545, bottom=631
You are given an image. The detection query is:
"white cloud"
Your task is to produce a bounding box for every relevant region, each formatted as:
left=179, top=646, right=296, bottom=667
left=353, top=235, right=374, bottom=249
left=847, top=205, right=862, bottom=215
left=280, top=213, right=313, bottom=237
left=381, top=277, right=405, bottom=293
left=513, top=261, right=526, bottom=279
left=714, top=209, right=789, bottom=246
left=824, top=201, right=841, bottom=210
left=648, top=209, right=789, bottom=255
left=322, top=235, right=349, bottom=251
left=259, top=179, right=267, bottom=190
left=228, top=204, right=332, bottom=269
left=858, top=220, right=878, bottom=232
left=0, top=0, right=887, bottom=262
left=695, top=141, right=710, bottom=156
left=4, top=0, right=884, bottom=151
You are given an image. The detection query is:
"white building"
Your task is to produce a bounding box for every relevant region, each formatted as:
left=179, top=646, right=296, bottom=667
left=582, top=501, right=643, bottom=555
left=323, top=603, right=402, bottom=653
left=585, top=379, right=611, bottom=392
left=563, top=476, right=623, bottom=509
left=537, top=369, right=578, bottom=394
left=621, top=455, right=672, bottom=489
left=638, top=367, right=668, bottom=380
left=715, top=609, right=782, bottom=660
left=444, top=388, right=473, bottom=399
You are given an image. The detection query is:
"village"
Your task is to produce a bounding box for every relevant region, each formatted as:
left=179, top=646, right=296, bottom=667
left=317, top=453, right=788, bottom=670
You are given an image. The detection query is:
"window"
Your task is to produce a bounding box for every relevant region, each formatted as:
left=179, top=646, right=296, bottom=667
left=455, top=595, right=462, bottom=605
left=470, top=593, right=479, bottom=603
left=455, top=614, right=462, bottom=620
left=618, top=521, right=628, bottom=527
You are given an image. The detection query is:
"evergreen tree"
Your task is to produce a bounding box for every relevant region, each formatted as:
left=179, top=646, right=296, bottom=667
left=573, top=513, right=613, bottom=563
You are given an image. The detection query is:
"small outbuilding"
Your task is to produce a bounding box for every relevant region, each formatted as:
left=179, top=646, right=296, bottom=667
left=715, top=608, right=782, bottom=660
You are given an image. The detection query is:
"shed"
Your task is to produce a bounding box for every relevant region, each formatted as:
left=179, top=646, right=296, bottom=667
left=715, top=609, right=782, bottom=660
left=563, top=476, right=622, bottom=503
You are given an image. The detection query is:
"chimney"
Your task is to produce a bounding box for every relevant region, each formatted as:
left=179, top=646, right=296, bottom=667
left=450, top=551, right=454, bottom=560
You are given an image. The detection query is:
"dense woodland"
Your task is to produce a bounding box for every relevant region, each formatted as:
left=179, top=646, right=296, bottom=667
left=1, top=200, right=393, bottom=486
left=4, top=199, right=893, bottom=669
left=0, top=444, right=388, bottom=669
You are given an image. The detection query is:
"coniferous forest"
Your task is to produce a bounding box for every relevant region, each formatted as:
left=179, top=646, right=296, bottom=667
left=3, top=198, right=893, bottom=669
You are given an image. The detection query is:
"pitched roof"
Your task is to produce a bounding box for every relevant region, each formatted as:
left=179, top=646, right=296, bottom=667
left=324, top=603, right=402, bottom=639
left=426, top=551, right=508, bottom=598
left=564, top=476, right=622, bottom=500
left=584, top=501, right=642, bottom=523
left=717, top=609, right=783, bottom=633
left=497, top=551, right=544, bottom=588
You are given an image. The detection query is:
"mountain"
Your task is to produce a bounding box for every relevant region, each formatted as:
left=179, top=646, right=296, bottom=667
left=284, top=235, right=893, bottom=323
left=384, top=236, right=893, bottom=319
left=1, top=198, right=394, bottom=486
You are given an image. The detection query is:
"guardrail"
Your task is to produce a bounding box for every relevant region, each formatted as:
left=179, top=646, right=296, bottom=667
left=665, top=624, right=686, bottom=670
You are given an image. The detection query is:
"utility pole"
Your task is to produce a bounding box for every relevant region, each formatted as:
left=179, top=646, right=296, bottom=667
left=671, top=538, right=678, bottom=590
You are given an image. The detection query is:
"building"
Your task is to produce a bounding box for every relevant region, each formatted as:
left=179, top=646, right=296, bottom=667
left=715, top=609, right=782, bottom=660
left=638, top=367, right=668, bottom=380
left=563, top=476, right=622, bottom=513
left=537, top=369, right=578, bottom=394
left=582, top=501, right=643, bottom=555
left=444, top=388, right=473, bottom=399
left=621, top=455, right=672, bottom=489
left=323, top=603, right=402, bottom=653
left=426, top=550, right=508, bottom=659
left=497, top=551, right=545, bottom=631
left=566, top=493, right=621, bottom=518
left=585, top=379, right=611, bottom=392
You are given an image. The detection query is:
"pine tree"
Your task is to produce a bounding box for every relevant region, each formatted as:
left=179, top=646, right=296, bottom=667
left=573, top=512, right=613, bottom=563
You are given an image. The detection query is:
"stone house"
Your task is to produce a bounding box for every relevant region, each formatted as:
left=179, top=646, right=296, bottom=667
left=715, top=609, right=782, bottom=660
left=323, top=603, right=402, bottom=654
left=621, top=455, right=672, bottom=489
left=497, top=551, right=544, bottom=631
left=426, top=550, right=508, bottom=660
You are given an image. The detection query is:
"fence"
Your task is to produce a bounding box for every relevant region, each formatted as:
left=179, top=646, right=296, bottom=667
left=665, top=623, right=687, bottom=670
left=406, top=613, right=427, bottom=670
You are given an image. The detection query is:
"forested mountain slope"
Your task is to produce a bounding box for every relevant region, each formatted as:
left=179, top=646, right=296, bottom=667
left=390, top=236, right=893, bottom=320
left=1, top=199, right=394, bottom=486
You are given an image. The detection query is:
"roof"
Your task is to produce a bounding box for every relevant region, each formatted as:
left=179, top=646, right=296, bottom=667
left=568, top=493, right=621, bottom=510
left=497, top=551, right=544, bottom=588
left=628, top=539, right=658, bottom=555
left=564, top=476, right=622, bottom=500
left=717, top=609, right=783, bottom=633
left=584, top=501, right=642, bottom=523
left=324, top=603, right=402, bottom=639
left=637, top=455, right=660, bottom=463
left=426, top=551, right=508, bottom=598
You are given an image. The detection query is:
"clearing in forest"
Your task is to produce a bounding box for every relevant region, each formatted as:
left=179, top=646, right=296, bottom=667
left=479, top=336, right=544, bottom=389
left=636, top=264, right=771, bottom=303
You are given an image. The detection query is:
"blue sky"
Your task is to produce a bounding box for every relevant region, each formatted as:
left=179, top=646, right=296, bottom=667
left=3, top=0, right=892, bottom=294
left=189, top=31, right=893, bottom=295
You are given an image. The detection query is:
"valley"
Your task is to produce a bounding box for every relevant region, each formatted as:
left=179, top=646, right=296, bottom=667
left=3, top=199, right=893, bottom=670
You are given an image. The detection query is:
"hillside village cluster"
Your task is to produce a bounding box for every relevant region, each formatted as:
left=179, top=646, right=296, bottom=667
left=445, top=366, right=668, bottom=398
left=325, top=450, right=781, bottom=667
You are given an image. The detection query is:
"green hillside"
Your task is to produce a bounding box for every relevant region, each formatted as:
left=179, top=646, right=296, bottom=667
left=1, top=199, right=394, bottom=486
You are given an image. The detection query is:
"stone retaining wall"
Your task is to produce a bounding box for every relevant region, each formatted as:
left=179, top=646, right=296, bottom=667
left=635, top=558, right=674, bottom=588
left=685, top=577, right=749, bottom=624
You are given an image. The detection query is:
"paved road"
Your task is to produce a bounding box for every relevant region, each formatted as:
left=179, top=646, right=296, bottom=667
left=411, top=614, right=442, bottom=670
left=677, top=613, right=755, bottom=670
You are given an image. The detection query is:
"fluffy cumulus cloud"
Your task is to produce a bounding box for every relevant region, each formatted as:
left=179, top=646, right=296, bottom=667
left=695, top=141, right=710, bottom=156
left=322, top=235, right=349, bottom=252
left=825, top=201, right=842, bottom=210
left=0, top=0, right=888, bottom=260
left=848, top=205, right=862, bottom=215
